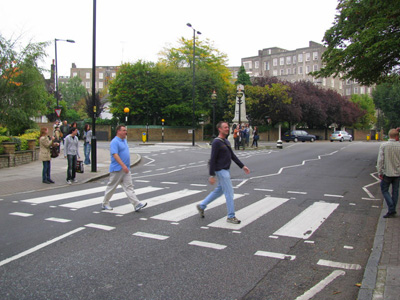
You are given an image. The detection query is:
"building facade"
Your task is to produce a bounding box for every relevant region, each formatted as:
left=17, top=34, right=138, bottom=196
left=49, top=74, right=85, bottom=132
left=240, top=41, right=372, bottom=97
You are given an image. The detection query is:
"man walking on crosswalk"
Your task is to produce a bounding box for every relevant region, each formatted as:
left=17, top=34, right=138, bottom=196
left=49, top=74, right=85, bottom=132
left=197, top=121, right=250, bottom=224
left=102, top=125, right=147, bottom=212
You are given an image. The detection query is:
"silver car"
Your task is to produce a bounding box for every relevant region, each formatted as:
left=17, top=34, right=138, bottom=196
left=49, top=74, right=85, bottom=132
left=330, top=130, right=352, bottom=142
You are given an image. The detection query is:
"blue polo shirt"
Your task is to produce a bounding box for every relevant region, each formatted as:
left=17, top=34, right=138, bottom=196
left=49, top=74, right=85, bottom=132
left=109, top=136, right=130, bottom=172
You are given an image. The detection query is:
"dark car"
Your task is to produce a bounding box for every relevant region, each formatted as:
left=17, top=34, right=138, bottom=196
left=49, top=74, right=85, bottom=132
left=283, top=130, right=316, bottom=142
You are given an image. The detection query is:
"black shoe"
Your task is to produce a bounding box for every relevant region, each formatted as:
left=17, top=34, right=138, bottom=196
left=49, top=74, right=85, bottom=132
left=383, top=212, right=396, bottom=218
left=42, top=180, right=51, bottom=184
left=48, top=179, right=55, bottom=183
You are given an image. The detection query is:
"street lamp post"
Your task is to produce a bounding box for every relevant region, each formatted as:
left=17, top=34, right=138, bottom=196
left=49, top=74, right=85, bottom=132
left=237, top=88, right=244, bottom=125
left=211, top=90, right=217, bottom=139
left=54, top=38, right=75, bottom=108
left=162, top=119, right=165, bottom=143
left=187, top=23, right=201, bottom=146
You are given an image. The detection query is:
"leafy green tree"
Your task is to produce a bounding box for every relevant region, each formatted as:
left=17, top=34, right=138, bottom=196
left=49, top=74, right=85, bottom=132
left=235, top=66, right=252, bottom=86
left=59, top=76, right=87, bottom=108
left=373, top=79, right=400, bottom=130
left=313, top=0, right=400, bottom=86
left=349, top=94, right=376, bottom=129
left=0, top=35, right=52, bottom=135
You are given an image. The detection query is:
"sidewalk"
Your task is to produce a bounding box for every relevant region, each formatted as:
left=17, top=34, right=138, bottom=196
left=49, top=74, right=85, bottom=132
left=0, top=141, right=140, bottom=197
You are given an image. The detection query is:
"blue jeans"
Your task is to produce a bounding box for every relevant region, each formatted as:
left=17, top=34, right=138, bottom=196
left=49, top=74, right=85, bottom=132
left=199, top=169, right=236, bottom=218
left=84, top=142, right=91, bottom=165
left=67, top=155, right=77, bottom=181
left=381, top=175, right=400, bottom=213
left=42, top=161, right=51, bottom=182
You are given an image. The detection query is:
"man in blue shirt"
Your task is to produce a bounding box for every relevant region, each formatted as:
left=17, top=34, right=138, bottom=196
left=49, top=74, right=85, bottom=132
left=102, top=125, right=147, bottom=212
left=196, top=121, right=250, bottom=224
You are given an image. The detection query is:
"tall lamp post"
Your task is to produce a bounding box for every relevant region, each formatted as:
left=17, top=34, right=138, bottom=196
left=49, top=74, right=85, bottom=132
left=54, top=38, right=75, bottom=108
left=211, top=90, right=217, bottom=139
left=187, top=23, right=201, bottom=146
left=91, top=0, right=97, bottom=172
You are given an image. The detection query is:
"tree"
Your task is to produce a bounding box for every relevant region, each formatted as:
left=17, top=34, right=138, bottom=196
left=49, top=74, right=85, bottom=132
left=373, top=79, right=400, bottom=130
left=0, top=35, right=53, bottom=135
left=59, top=76, right=87, bottom=108
left=313, top=0, right=400, bottom=86
left=85, top=92, right=105, bottom=119
left=349, top=94, right=376, bottom=129
left=235, top=66, right=252, bottom=86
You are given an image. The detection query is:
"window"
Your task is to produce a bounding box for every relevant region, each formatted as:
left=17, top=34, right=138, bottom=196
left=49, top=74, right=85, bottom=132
left=346, top=88, right=351, bottom=95
left=85, top=81, right=90, bottom=88
left=293, top=55, right=297, bottom=64
left=306, top=53, right=311, bottom=61
left=98, top=82, right=104, bottom=89
left=86, top=72, right=90, bottom=79
left=313, top=64, right=318, bottom=71
left=72, top=72, right=78, bottom=77
left=280, top=57, right=284, bottom=66
left=339, top=81, right=343, bottom=89
left=273, top=70, right=278, bottom=76
left=112, top=72, right=116, bottom=78
left=286, top=56, right=291, bottom=65
left=99, top=72, right=104, bottom=79
left=298, top=66, right=303, bottom=74
left=243, top=61, right=252, bottom=69
left=313, top=52, right=318, bottom=60
left=298, top=54, right=303, bottom=63
left=264, top=61, right=270, bottom=70
left=280, top=69, right=284, bottom=75
left=331, top=79, right=335, bottom=88
left=293, top=68, right=296, bottom=74
left=306, top=65, right=311, bottom=74
left=273, top=58, right=278, bottom=66
left=322, top=78, right=326, bottom=86
left=354, top=87, right=358, bottom=94
left=346, top=79, right=352, bottom=85
left=360, top=87, right=365, bottom=94
left=254, top=61, right=259, bottom=69
left=287, top=68, right=291, bottom=75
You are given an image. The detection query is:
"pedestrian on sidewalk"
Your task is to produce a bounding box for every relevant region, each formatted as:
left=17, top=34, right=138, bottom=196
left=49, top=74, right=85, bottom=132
left=251, top=126, right=259, bottom=148
left=101, top=125, right=147, bottom=212
left=39, top=127, right=58, bottom=184
left=60, top=120, right=69, bottom=145
left=196, top=121, right=250, bottom=224
left=83, top=124, right=92, bottom=165
left=377, top=128, right=400, bottom=218
left=64, top=127, right=80, bottom=185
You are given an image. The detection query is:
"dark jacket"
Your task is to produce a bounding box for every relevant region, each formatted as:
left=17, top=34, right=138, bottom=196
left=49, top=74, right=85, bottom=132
left=209, top=138, right=244, bottom=176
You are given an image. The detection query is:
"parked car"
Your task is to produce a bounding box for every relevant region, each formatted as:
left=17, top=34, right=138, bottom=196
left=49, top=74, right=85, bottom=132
left=283, top=130, right=316, bottom=142
left=330, top=131, right=352, bottom=142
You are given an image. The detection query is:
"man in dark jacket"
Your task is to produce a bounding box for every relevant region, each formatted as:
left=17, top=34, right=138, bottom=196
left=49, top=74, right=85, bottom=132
left=196, top=121, right=250, bottom=224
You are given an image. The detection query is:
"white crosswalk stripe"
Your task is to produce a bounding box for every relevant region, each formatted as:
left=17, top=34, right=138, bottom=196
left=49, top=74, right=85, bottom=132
left=60, top=186, right=164, bottom=209
left=273, top=202, right=339, bottom=239
left=207, top=196, right=290, bottom=230
left=105, top=189, right=204, bottom=215
left=151, top=193, right=245, bottom=222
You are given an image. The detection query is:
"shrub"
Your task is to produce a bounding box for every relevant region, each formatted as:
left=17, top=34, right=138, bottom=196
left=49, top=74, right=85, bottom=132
left=0, top=127, right=8, bottom=136
left=0, top=136, right=11, bottom=154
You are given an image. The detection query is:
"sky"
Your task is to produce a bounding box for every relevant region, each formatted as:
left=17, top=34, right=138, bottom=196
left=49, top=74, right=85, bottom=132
left=1, top=0, right=339, bottom=79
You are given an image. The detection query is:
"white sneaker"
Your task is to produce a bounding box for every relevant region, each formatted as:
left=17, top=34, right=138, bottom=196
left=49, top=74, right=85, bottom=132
left=101, top=204, right=113, bottom=211
left=135, top=202, right=147, bottom=212
left=72, top=179, right=78, bottom=183
left=66, top=180, right=72, bottom=185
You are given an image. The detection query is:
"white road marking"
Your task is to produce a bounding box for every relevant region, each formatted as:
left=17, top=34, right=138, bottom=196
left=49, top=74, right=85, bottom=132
left=190, top=184, right=207, bottom=187
left=161, top=182, right=178, bottom=185
left=21, top=186, right=107, bottom=204
left=0, top=227, right=85, bottom=267
left=134, top=180, right=150, bottom=183
left=188, top=240, right=226, bottom=250
left=151, top=194, right=244, bottom=222
left=9, top=212, right=33, bottom=217
left=294, top=270, right=346, bottom=300
left=45, top=217, right=71, bottom=223
left=208, top=197, right=290, bottom=230
left=317, top=259, right=362, bottom=270
left=133, top=232, right=169, bottom=240
left=288, top=191, right=307, bottom=195
left=60, top=186, right=163, bottom=209
left=254, top=251, right=296, bottom=260
left=324, top=194, right=344, bottom=198
left=274, top=202, right=339, bottom=239
left=85, top=223, right=115, bottom=231
left=344, top=245, right=354, bottom=250
left=254, top=188, right=274, bottom=192
left=106, top=189, right=204, bottom=215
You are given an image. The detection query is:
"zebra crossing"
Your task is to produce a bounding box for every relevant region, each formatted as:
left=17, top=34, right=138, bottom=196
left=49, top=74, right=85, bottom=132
left=14, top=183, right=341, bottom=240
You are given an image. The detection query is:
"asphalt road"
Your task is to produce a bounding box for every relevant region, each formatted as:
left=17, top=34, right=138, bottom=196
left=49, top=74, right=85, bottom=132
left=0, top=141, right=382, bottom=300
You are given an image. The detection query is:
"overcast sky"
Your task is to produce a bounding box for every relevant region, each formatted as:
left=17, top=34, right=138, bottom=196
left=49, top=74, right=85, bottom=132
left=1, top=0, right=339, bottom=78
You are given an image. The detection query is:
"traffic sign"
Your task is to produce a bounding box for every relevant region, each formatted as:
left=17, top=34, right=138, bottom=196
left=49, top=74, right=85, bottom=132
left=55, top=108, right=62, bottom=117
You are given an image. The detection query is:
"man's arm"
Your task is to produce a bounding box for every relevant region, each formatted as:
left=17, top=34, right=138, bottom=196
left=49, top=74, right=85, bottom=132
left=377, top=144, right=385, bottom=179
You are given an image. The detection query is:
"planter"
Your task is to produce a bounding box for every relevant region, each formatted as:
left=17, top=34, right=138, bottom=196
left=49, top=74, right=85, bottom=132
left=27, top=139, right=37, bottom=151
left=2, top=142, right=16, bottom=154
